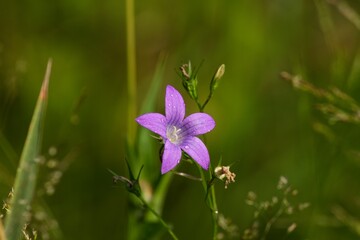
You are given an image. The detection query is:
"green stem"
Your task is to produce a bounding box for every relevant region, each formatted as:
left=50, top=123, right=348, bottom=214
left=196, top=164, right=218, bottom=240
left=201, top=92, right=213, bottom=112
left=196, top=98, right=219, bottom=239
left=208, top=165, right=218, bottom=240
left=126, top=0, right=137, bottom=147
left=195, top=99, right=202, bottom=112
left=197, top=163, right=208, bottom=192
left=139, top=196, right=179, bottom=240
left=261, top=202, right=285, bottom=240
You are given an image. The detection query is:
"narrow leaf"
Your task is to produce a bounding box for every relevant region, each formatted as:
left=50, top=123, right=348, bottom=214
left=5, top=59, right=52, bottom=240
left=133, top=54, right=167, bottom=182
left=0, top=220, right=6, bottom=240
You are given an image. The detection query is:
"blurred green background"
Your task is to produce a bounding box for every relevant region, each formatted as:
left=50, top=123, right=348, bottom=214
left=2, top=0, right=360, bottom=239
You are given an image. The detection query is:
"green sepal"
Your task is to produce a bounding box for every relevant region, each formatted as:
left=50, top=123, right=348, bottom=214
left=109, top=161, right=143, bottom=198
left=178, top=61, right=204, bottom=101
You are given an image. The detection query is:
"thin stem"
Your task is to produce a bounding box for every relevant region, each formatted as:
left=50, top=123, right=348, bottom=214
left=126, top=0, right=137, bottom=147
left=195, top=100, right=219, bottom=239
left=196, top=164, right=219, bottom=240
left=261, top=205, right=285, bottom=240
left=139, top=196, right=179, bottom=240
left=195, top=99, right=202, bottom=112
left=201, top=92, right=213, bottom=112
left=208, top=165, right=218, bottom=240
left=172, top=171, right=202, bottom=181
left=328, top=0, right=360, bottom=31
left=197, top=163, right=208, bottom=192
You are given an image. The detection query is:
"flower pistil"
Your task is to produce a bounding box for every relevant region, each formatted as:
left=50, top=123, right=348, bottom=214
left=167, top=126, right=182, bottom=144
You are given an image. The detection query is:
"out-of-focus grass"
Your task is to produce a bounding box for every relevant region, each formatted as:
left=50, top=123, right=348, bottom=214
left=0, top=219, right=5, bottom=240
left=1, top=1, right=360, bottom=239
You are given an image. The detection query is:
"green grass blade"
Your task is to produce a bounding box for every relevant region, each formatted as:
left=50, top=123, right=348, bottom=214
left=126, top=56, right=167, bottom=240
left=4, top=59, right=52, bottom=240
left=138, top=55, right=173, bottom=216
left=0, top=219, right=6, bottom=240
left=137, top=54, right=167, bottom=182
left=126, top=0, right=137, bottom=147
left=139, top=54, right=167, bottom=114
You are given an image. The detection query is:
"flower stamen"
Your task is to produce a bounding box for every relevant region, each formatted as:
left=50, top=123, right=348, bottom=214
left=167, top=126, right=182, bottom=144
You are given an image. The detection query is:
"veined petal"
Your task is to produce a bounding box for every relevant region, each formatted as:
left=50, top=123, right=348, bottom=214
left=180, top=136, right=210, bottom=170
left=165, top=85, right=185, bottom=126
left=181, top=113, right=215, bottom=136
left=136, top=113, right=167, bottom=138
left=162, top=140, right=182, bottom=174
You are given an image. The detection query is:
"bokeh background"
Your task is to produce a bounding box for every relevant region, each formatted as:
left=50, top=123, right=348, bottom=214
left=2, top=0, right=360, bottom=239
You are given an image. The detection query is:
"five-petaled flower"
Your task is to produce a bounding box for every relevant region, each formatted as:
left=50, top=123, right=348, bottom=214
left=136, top=85, right=215, bottom=174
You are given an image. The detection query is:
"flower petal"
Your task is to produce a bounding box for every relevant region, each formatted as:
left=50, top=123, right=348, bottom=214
left=136, top=113, right=166, bottom=138
left=181, top=113, right=215, bottom=136
left=165, top=85, right=185, bottom=126
left=162, top=140, right=182, bottom=174
left=180, top=136, right=210, bottom=170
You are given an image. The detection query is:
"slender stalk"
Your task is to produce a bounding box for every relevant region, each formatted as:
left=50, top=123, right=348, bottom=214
left=197, top=164, right=208, bottom=192
left=196, top=99, right=203, bottom=111
left=261, top=202, right=285, bottom=240
left=196, top=164, right=218, bottom=240
left=0, top=220, right=6, bottom=240
left=126, top=0, right=137, bottom=147
left=196, top=99, right=219, bottom=239
left=5, top=59, right=52, bottom=240
left=328, top=0, right=360, bottom=31
left=208, top=165, right=218, bottom=240
left=201, top=92, right=213, bottom=112
left=139, top=196, right=179, bottom=240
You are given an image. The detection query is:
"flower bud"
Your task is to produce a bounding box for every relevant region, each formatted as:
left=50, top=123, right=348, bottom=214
left=179, top=61, right=199, bottom=101
left=210, top=64, right=225, bottom=92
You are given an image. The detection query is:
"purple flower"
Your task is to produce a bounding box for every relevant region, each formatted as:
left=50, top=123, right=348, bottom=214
left=136, top=85, right=216, bottom=174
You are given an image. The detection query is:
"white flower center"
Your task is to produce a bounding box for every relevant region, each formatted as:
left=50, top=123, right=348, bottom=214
left=167, top=126, right=182, bottom=144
